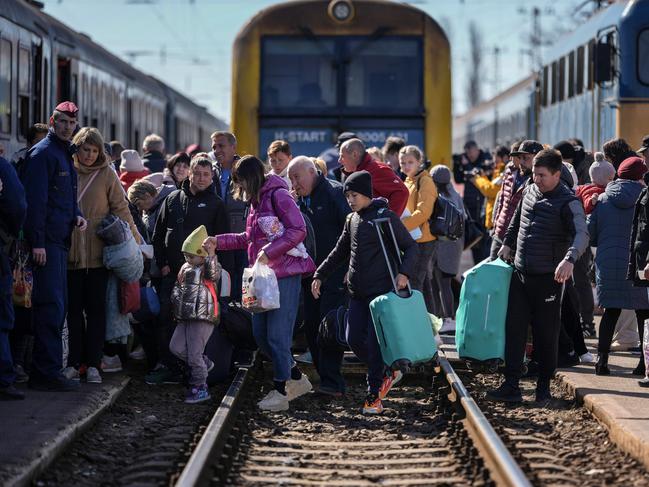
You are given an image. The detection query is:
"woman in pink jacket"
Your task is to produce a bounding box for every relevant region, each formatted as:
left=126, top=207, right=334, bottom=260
left=205, top=155, right=315, bottom=412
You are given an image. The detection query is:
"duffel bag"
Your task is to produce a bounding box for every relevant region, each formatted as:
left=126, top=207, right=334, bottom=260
left=131, top=283, right=160, bottom=323
left=317, top=306, right=348, bottom=352
left=119, top=280, right=141, bottom=314
left=220, top=301, right=257, bottom=350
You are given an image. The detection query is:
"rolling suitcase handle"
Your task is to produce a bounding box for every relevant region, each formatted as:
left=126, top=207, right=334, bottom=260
left=372, top=217, right=412, bottom=297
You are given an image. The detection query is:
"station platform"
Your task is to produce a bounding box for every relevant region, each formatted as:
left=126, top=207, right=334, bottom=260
left=0, top=375, right=129, bottom=487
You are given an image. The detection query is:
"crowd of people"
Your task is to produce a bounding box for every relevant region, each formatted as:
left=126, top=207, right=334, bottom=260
left=2, top=98, right=649, bottom=413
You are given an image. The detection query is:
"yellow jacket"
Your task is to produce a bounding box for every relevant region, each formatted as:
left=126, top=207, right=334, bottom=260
left=472, top=174, right=502, bottom=230
left=402, top=170, right=437, bottom=242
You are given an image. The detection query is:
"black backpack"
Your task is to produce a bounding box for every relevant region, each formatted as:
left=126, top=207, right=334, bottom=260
left=429, top=194, right=465, bottom=241
left=317, top=306, right=349, bottom=352
left=220, top=301, right=256, bottom=350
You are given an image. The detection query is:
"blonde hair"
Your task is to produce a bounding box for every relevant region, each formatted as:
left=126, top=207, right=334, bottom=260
left=398, top=145, right=423, bottom=162
left=127, top=179, right=157, bottom=204
left=366, top=146, right=383, bottom=162
left=72, top=127, right=107, bottom=166
left=311, top=157, right=328, bottom=175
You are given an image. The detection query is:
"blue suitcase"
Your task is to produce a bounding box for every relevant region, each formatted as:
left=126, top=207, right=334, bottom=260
left=368, top=218, right=438, bottom=370
left=455, top=258, right=513, bottom=369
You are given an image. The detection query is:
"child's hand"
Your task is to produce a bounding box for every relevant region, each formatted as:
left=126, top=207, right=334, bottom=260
left=202, top=237, right=216, bottom=256
left=590, top=193, right=599, bottom=207
left=396, top=273, right=408, bottom=290
left=311, top=279, right=322, bottom=299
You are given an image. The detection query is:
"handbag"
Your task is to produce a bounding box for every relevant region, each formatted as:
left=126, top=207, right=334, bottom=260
left=119, top=280, right=141, bottom=314
left=317, top=306, right=349, bottom=351
left=12, top=235, right=33, bottom=308
left=131, top=283, right=160, bottom=323
left=220, top=301, right=256, bottom=350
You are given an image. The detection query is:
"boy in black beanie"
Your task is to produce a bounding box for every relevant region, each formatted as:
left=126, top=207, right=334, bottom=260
left=312, top=170, right=418, bottom=414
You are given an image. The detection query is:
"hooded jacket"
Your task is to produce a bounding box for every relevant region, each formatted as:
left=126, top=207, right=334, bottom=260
left=141, top=150, right=166, bottom=174
left=493, top=165, right=530, bottom=242
left=314, top=198, right=418, bottom=300
left=68, top=156, right=142, bottom=270
left=504, top=182, right=588, bottom=275
left=402, top=170, right=437, bottom=242
left=588, top=179, right=649, bottom=309
left=153, top=178, right=231, bottom=274
left=217, top=175, right=315, bottom=279
left=172, top=256, right=221, bottom=323
left=21, top=130, right=82, bottom=248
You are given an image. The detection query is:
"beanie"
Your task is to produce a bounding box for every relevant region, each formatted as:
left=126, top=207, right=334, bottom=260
left=120, top=150, right=145, bottom=172
left=343, top=170, right=373, bottom=199
left=618, top=156, right=647, bottom=181
left=182, top=225, right=209, bottom=257
left=431, top=164, right=451, bottom=184
left=553, top=140, right=576, bottom=161
left=589, top=153, right=616, bottom=186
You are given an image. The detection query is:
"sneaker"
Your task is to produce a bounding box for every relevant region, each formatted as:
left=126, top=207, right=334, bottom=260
left=378, top=370, right=403, bottom=400
left=295, top=351, right=313, bottom=364
left=204, top=357, right=214, bottom=373
left=86, top=367, right=102, bottom=384
left=145, top=366, right=183, bottom=385
left=129, top=346, right=146, bottom=361
left=258, top=390, right=289, bottom=411
left=62, top=366, right=80, bottom=381
left=610, top=341, right=638, bottom=351
left=101, top=355, right=123, bottom=373
left=362, top=394, right=384, bottom=415
left=582, top=322, right=596, bottom=338
left=314, top=385, right=344, bottom=398
left=286, top=374, right=313, bottom=401
left=558, top=352, right=580, bottom=368
left=638, top=378, right=649, bottom=388
left=579, top=352, right=596, bottom=364
left=185, top=384, right=210, bottom=404
left=439, top=318, right=456, bottom=335
left=29, top=376, right=80, bottom=392
left=14, top=364, right=29, bottom=383
left=535, top=387, right=553, bottom=403
left=485, top=382, right=523, bottom=403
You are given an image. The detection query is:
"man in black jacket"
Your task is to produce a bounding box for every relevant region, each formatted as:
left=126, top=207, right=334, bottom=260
left=289, top=156, right=351, bottom=396
left=149, top=156, right=231, bottom=384
left=488, top=149, right=588, bottom=404
left=141, top=134, right=167, bottom=174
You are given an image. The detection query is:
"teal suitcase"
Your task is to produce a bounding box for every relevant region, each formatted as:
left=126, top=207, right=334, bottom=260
left=368, top=218, right=438, bottom=369
left=455, top=258, right=513, bottom=368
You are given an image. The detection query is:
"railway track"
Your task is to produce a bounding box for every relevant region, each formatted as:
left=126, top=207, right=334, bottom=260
left=174, top=354, right=531, bottom=487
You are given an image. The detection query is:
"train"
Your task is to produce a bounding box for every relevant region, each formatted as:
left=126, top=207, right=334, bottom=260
left=453, top=0, right=649, bottom=154
left=231, top=0, right=452, bottom=165
left=0, top=0, right=225, bottom=158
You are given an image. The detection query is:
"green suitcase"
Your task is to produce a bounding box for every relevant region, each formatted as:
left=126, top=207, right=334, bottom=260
left=455, top=258, right=513, bottom=367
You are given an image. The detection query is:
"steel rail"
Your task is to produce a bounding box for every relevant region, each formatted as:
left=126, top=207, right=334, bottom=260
left=437, top=355, right=532, bottom=487
left=175, top=360, right=254, bottom=487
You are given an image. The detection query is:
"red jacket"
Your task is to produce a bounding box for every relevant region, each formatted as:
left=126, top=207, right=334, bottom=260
left=344, top=153, right=409, bottom=215
left=119, top=169, right=150, bottom=192
left=576, top=183, right=606, bottom=215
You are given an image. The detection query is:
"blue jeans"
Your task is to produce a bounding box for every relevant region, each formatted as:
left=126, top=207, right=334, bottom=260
left=252, top=274, right=301, bottom=382
left=347, top=297, right=386, bottom=395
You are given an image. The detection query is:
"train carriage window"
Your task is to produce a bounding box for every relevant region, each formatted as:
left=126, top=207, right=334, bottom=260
left=551, top=61, right=558, bottom=104
left=261, top=38, right=337, bottom=109
left=568, top=51, right=575, bottom=98
left=541, top=66, right=549, bottom=107
left=587, top=40, right=595, bottom=90
left=0, top=39, right=11, bottom=134
left=18, top=47, right=31, bottom=139
left=558, top=56, right=566, bottom=102
left=639, top=29, right=649, bottom=85
left=576, top=46, right=585, bottom=95
left=345, top=38, right=422, bottom=110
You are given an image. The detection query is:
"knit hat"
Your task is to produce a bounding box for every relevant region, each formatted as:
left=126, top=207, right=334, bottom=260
left=589, top=153, right=616, bottom=186
left=618, top=156, right=647, bottom=181
left=343, top=170, right=373, bottom=199
left=120, top=150, right=145, bottom=172
left=431, top=164, right=451, bottom=184
left=182, top=225, right=209, bottom=257
left=554, top=140, right=576, bottom=161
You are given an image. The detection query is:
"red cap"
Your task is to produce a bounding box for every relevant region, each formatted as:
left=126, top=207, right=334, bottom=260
left=618, top=156, right=647, bottom=181
left=54, top=101, right=78, bottom=116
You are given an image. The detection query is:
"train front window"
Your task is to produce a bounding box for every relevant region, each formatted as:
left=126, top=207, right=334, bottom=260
left=639, top=29, right=649, bottom=85
left=345, top=38, right=422, bottom=110
left=261, top=39, right=337, bottom=109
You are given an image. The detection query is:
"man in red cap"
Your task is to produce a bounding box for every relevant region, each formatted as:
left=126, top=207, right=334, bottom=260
left=20, top=101, right=87, bottom=392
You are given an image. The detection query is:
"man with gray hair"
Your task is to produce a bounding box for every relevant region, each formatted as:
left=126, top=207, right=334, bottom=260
left=142, top=133, right=166, bottom=173
left=288, top=156, right=351, bottom=396
left=338, top=139, right=409, bottom=215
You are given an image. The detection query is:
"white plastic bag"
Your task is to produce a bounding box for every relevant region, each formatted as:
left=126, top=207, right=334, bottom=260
left=401, top=208, right=422, bottom=241
left=242, top=261, right=280, bottom=313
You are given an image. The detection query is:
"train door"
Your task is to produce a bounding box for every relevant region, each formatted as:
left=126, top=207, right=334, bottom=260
left=57, top=57, right=71, bottom=104
left=17, top=44, right=32, bottom=140
left=594, top=27, right=618, bottom=149
left=32, top=42, right=43, bottom=124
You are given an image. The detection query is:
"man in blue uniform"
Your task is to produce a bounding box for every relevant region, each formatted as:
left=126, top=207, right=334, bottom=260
left=21, top=101, right=88, bottom=391
left=0, top=156, right=27, bottom=399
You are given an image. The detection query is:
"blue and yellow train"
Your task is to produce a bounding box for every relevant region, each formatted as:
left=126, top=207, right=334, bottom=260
left=454, top=0, right=649, bottom=153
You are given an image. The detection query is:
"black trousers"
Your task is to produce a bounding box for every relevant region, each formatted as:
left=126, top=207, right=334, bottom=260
left=410, top=241, right=437, bottom=314
left=573, top=249, right=594, bottom=325
left=598, top=308, right=649, bottom=354
left=504, top=271, right=563, bottom=382
left=559, top=280, right=588, bottom=356
left=67, top=268, right=108, bottom=369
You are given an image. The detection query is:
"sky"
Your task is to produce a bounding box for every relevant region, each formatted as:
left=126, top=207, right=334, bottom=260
left=41, top=0, right=593, bottom=123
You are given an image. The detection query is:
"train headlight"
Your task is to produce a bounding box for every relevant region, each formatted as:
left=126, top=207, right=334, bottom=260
left=328, top=0, right=354, bottom=23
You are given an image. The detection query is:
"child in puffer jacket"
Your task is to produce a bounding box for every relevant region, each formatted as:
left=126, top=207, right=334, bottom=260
left=575, top=152, right=615, bottom=214
left=170, top=225, right=221, bottom=404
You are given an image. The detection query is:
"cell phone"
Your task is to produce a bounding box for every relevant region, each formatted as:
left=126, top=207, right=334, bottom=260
left=639, top=270, right=647, bottom=280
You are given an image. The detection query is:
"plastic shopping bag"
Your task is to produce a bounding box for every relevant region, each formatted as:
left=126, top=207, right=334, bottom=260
left=241, top=261, right=280, bottom=313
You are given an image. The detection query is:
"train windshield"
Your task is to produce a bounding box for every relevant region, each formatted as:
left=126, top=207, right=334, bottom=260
left=345, top=38, right=422, bottom=109
left=261, top=36, right=423, bottom=111
left=261, top=39, right=337, bottom=108
left=640, top=29, right=649, bottom=85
